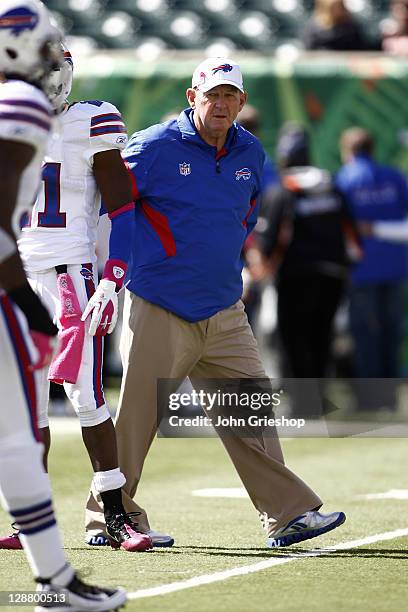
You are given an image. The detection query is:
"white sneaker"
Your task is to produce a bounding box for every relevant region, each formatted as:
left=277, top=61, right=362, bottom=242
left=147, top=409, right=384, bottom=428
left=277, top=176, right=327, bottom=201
left=267, top=510, right=346, bottom=548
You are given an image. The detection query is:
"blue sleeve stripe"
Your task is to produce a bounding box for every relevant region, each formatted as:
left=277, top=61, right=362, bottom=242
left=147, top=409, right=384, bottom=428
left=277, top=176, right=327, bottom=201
left=0, top=98, right=51, bottom=117
left=0, top=111, right=50, bottom=132
left=108, top=206, right=134, bottom=264
left=90, top=125, right=127, bottom=138
left=91, top=112, right=123, bottom=126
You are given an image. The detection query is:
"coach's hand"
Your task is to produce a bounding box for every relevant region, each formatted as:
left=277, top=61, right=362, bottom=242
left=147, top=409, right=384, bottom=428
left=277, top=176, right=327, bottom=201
left=81, top=279, right=118, bottom=336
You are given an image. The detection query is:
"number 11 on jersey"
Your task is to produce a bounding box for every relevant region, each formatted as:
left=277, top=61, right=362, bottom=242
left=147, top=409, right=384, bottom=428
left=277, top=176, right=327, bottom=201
left=38, top=162, right=67, bottom=228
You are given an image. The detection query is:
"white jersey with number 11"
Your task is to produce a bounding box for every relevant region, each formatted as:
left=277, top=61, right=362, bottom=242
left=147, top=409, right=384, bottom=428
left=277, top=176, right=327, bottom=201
left=19, top=99, right=128, bottom=272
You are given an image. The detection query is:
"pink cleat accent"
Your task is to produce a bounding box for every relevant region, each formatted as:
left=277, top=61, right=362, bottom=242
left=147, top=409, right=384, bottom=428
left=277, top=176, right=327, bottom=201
left=0, top=532, right=22, bottom=550
left=119, top=525, right=152, bottom=552
left=106, top=512, right=153, bottom=552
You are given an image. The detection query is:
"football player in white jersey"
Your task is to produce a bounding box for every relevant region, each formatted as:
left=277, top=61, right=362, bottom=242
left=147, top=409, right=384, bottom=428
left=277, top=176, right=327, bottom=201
left=0, top=1, right=126, bottom=609
left=12, top=47, right=153, bottom=553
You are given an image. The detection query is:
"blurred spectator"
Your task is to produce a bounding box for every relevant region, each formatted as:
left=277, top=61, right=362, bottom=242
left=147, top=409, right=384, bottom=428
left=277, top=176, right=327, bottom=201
left=359, top=217, right=408, bottom=242
left=302, top=0, right=370, bottom=51
left=237, top=105, right=280, bottom=330
left=237, top=105, right=279, bottom=216
left=336, top=127, right=408, bottom=409
left=381, top=0, right=408, bottom=55
left=261, top=122, right=358, bottom=379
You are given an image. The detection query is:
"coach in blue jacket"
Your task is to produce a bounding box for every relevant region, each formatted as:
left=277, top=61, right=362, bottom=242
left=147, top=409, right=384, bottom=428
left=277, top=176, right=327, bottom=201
left=85, top=58, right=345, bottom=548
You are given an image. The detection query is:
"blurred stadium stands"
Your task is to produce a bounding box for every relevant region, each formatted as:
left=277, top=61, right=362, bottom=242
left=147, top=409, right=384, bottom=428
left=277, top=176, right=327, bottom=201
left=47, top=0, right=391, bottom=56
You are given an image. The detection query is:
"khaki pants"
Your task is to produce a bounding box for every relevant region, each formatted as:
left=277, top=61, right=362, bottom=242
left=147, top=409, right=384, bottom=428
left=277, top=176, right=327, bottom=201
left=85, top=292, right=321, bottom=538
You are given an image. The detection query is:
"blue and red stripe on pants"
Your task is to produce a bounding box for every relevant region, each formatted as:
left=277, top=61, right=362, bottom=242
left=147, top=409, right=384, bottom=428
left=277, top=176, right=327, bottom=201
left=81, top=263, right=105, bottom=408
left=0, top=294, right=39, bottom=440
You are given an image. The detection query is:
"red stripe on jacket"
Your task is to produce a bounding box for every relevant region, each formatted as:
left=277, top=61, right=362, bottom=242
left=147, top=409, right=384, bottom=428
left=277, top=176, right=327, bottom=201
left=141, top=201, right=176, bottom=257
left=124, top=161, right=140, bottom=201
left=242, top=197, right=257, bottom=228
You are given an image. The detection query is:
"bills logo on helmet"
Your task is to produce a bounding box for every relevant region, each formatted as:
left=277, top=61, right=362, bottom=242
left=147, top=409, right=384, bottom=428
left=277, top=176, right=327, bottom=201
left=0, top=7, right=39, bottom=36
left=80, top=267, right=93, bottom=280
left=212, top=64, right=233, bottom=75
left=179, top=162, right=191, bottom=176
left=63, top=50, right=73, bottom=67
left=235, top=168, right=252, bottom=181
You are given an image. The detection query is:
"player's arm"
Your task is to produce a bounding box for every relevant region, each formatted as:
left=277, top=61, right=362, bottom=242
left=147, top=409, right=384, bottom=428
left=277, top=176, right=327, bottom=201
left=0, top=140, right=57, bottom=368
left=337, top=189, right=363, bottom=260
left=81, top=148, right=134, bottom=336
left=260, top=189, right=291, bottom=259
left=0, top=140, right=34, bottom=291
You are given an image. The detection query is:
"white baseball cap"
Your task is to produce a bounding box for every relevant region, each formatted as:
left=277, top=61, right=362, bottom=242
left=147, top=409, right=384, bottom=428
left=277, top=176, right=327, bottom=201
left=192, top=58, right=244, bottom=93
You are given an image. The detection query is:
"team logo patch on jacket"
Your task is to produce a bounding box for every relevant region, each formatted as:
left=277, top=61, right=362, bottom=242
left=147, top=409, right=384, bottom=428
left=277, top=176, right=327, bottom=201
left=235, top=167, right=251, bottom=181
left=179, top=162, right=191, bottom=176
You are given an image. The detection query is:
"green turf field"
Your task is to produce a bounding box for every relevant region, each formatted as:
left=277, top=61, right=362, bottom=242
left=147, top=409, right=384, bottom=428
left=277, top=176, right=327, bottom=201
left=1, top=421, right=407, bottom=612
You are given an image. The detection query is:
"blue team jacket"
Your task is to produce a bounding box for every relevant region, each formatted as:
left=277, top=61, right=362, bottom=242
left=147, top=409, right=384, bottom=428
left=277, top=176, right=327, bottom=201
left=124, top=108, right=265, bottom=322
left=336, top=155, right=408, bottom=284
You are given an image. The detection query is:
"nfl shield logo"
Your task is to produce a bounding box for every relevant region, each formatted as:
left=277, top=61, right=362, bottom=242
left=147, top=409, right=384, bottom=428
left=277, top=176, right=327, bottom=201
left=179, top=162, right=191, bottom=176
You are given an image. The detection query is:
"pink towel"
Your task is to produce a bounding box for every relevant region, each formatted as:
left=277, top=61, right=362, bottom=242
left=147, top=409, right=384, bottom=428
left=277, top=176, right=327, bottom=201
left=48, top=273, right=85, bottom=385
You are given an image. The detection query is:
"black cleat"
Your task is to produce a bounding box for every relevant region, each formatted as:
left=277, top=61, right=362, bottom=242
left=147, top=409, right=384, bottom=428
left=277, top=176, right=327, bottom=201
left=35, top=572, right=126, bottom=611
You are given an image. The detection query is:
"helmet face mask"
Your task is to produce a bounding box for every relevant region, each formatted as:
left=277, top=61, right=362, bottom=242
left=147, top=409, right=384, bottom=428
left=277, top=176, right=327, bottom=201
left=46, top=47, right=73, bottom=113
left=0, top=0, right=63, bottom=92
left=41, top=38, right=65, bottom=75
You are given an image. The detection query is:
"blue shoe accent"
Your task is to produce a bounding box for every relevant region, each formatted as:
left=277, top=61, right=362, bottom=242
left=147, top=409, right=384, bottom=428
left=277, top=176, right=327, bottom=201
left=283, top=514, right=308, bottom=530
left=149, top=535, right=174, bottom=548
left=86, top=532, right=175, bottom=548
left=86, top=534, right=109, bottom=546
left=266, top=511, right=346, bottom=548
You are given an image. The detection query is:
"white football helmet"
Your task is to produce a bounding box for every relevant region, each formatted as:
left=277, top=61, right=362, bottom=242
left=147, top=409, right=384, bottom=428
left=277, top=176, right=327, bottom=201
left=46, top=45, right=73, bottom=113
left=0, top=0, right=62, bottom=87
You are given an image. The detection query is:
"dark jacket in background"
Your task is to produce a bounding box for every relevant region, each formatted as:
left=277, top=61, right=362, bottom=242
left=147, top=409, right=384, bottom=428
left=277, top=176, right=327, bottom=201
left=262, top=166, right=358, bottom=279
left=261, top=165, right=359, bottom=379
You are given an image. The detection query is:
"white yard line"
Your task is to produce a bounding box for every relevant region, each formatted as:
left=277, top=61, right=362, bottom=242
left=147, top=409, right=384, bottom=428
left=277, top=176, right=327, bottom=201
left=128, top=528, right=408, bottom=600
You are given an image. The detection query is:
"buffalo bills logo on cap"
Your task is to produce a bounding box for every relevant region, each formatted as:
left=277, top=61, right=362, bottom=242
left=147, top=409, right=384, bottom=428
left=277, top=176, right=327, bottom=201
left=0, top=7, right=39, bottom=36
left=212, top=64, right=233, bottom=75
left=235, top=168, right=252, bottom=181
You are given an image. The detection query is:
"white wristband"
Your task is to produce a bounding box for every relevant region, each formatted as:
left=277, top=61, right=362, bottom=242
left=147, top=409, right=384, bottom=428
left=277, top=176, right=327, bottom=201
left=0, top=227, right=16, bottom=264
